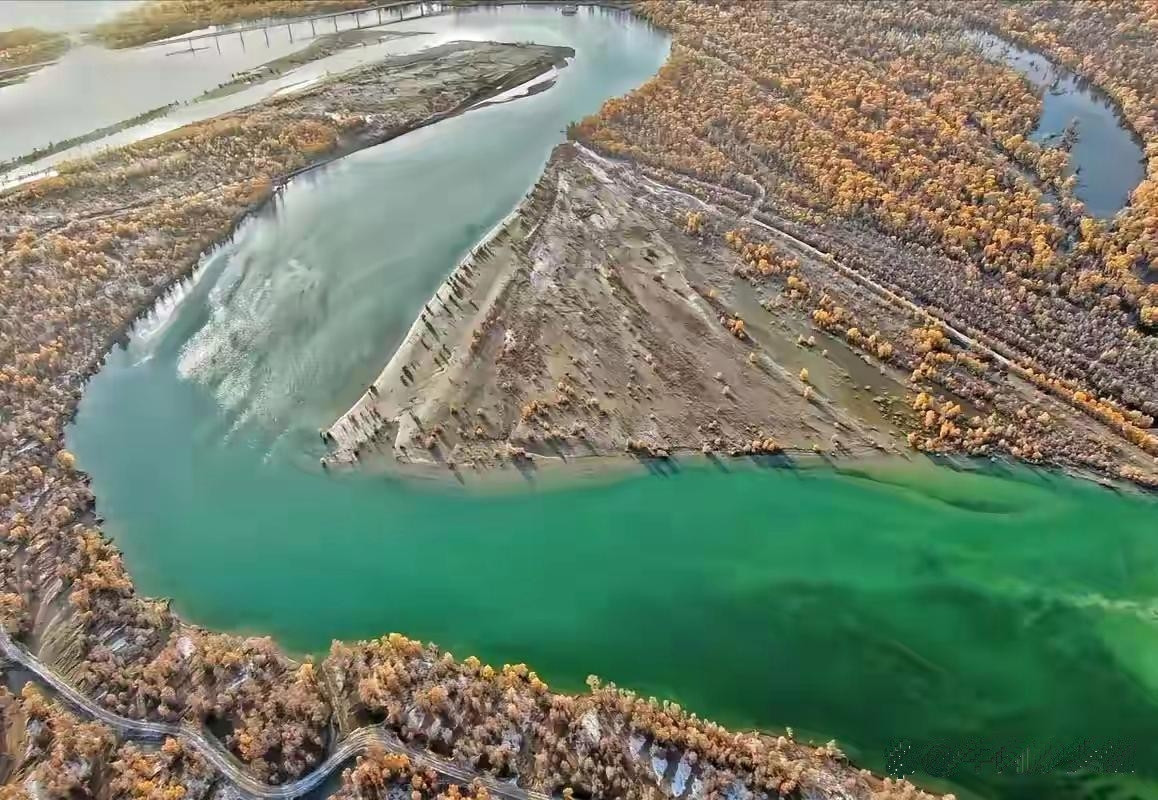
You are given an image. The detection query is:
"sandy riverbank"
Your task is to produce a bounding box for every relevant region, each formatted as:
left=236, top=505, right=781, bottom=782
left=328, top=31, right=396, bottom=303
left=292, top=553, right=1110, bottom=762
left=326, top=143, right=906, bottom=470
left=0, top=28, right=433, bottom=177
left=325, top=141, right=1158, bottom=489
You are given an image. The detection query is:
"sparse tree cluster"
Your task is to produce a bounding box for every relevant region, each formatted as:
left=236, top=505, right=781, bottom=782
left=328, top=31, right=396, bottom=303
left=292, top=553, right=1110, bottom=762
left=0, top=681, right=214, bottom=799
left=332, top=747, right=496, bottom=800
left=571, top=0, right=1157, bottom=478
left=327, top=635, right=939, bottom=800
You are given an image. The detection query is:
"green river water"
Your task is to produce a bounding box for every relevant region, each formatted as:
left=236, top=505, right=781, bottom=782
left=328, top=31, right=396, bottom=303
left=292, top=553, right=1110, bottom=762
left=65, top=7, right=1158, bottom=800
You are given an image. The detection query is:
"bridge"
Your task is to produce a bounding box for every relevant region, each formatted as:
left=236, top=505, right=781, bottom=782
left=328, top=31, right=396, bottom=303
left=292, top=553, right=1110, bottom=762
left=155, top=1, right=447, bottom=53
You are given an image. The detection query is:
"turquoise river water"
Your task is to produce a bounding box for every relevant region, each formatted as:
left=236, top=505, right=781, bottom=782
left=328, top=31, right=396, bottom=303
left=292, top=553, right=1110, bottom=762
left=66, top=8, right=1157, bottom=800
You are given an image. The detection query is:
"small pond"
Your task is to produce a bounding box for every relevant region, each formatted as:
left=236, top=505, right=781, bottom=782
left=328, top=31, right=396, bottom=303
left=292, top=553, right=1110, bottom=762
left=972, top=31, right=1146, bottom=219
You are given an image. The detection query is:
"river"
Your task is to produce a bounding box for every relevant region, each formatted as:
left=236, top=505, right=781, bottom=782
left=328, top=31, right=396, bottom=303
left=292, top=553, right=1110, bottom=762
left=971, top=31, right=1146, bottom=219
left=62, top=7, right=1158, bottom=800
left=0, top=2, right=446, bottom=165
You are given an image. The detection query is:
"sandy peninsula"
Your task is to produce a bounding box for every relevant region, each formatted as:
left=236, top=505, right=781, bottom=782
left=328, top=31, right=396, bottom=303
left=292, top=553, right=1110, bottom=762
left=325, top=142, right=1158, bottom=490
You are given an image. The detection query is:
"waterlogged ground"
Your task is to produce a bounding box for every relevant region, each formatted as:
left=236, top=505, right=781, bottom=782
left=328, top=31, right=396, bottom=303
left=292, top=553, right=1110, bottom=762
left=63, top=8, right=1158, bottom=800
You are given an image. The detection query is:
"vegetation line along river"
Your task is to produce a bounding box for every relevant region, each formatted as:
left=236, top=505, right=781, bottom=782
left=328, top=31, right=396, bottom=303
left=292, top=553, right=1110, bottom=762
left=0, top=628, right=549, bottom=800
left=63, top=7, right=1158, bottom=800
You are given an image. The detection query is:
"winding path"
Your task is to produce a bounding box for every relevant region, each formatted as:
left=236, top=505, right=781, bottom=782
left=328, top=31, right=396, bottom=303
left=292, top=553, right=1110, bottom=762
left=587, top=145, right=1011, bottom=365
left=594, top=146, right=1158, bottom=468
left=0, top=629, right=550, bottom=800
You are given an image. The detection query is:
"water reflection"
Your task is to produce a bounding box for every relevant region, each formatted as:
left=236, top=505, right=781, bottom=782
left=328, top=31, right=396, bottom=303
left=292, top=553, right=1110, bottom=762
left=971, top=30, right=1145, bottom=218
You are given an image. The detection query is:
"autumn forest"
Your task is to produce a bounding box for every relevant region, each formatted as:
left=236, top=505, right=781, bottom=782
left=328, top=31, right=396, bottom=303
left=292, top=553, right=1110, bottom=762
left=1, top=2, right=1156, bottom=800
